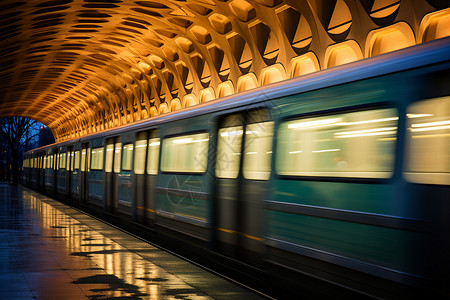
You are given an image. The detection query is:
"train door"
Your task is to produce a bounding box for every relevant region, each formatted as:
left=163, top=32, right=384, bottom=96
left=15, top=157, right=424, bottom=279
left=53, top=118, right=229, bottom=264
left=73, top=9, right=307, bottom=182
left=104, top=138, right=115, bottom=213
left=88, top=139, right=105, bottom=208
left=214, top=109, right=274, bottom=264
left=111, top=137, right=122, bottom=214
left=144, top=130, right=160, bottom=227
left=71, top=145, right=81, bottom=202
left=134, top=131, right=147, bottom=224
left=66, top=146, right=73, bottom=201
left=134, top=130, right=159, bottom=227
left=117, top=136, right=134, bottom=217
left=80, top=143, right=90, bottom=205
left=40, top=153, right=46, bottom=192
left=56, top=147, right=67, bottom=199
left=52, top=149, right=58, bottom=196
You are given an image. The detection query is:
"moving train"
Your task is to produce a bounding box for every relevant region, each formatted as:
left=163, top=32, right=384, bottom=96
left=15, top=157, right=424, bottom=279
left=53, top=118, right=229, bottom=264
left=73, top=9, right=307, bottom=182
left=22, top=37, right=450, bottom=298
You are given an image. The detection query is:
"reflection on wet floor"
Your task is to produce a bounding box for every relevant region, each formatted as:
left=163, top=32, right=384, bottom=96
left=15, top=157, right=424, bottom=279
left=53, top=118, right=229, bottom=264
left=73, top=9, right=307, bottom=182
left=0, top=183, right=263, bottom=300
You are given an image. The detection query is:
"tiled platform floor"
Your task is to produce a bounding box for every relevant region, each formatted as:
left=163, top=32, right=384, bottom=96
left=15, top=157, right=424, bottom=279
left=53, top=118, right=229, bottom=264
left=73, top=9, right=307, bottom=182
left=0, top=182, right=264, bottom=299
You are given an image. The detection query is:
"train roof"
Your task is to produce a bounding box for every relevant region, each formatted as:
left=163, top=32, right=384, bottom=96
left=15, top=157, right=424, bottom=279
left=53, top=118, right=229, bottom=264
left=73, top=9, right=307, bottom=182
left=26, top=37, right=450, bottom=155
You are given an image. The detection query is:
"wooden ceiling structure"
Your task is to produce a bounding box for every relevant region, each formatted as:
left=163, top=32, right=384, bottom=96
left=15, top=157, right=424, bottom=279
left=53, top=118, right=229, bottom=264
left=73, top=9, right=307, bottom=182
left=0, top=0, right=448, bottom=141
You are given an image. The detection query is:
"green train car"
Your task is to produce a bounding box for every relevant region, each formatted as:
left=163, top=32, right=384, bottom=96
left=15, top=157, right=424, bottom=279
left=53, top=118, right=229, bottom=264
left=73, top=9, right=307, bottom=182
left=23, top=37, right=450, bottom=298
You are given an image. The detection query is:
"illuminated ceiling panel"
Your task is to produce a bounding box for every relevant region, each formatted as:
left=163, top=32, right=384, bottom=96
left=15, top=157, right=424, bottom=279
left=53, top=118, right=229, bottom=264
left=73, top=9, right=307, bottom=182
left=0, top=0, right=448, bottom=141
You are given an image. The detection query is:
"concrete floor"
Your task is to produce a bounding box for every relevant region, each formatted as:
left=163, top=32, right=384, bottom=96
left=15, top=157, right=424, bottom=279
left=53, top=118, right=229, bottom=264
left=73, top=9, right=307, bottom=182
left=0, top=182, right=264, bottom=300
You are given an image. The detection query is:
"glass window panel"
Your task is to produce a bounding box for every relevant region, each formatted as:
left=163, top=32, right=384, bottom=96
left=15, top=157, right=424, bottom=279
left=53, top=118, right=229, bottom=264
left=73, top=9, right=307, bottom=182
left=60, top=153, right=66, bottom=169
left=147, top=138, right=160, bottom=175
left=105, top=144, right=114, bottom=172
left=276, top=108, right=398, bottom=178
left=122, top=144, right=134, bottom=171
left=74, top=150, right=80, bottom=170
left=405, top=96, right=450, bottom=185
left=91, top=147, right=104, bottom=170
left=48, top=154, right=53, bottom=169
left=216, top=126, right=243, bottom=178
left=56, top=154, right=60, bottom=170
left=66, top=152, right=70, bottom=171
left=43, top=156, right=47, bottom=169
left=87, top=148, right=91, bottom=172
left=134, top=139, right=147, bottom=174
left=81, top=149, right=86, bottom=172
left=114, top=142, right=122, bottom=173
left=243, top=122, right=274, bottom=180
left=161, top=133, right=209, bottom=173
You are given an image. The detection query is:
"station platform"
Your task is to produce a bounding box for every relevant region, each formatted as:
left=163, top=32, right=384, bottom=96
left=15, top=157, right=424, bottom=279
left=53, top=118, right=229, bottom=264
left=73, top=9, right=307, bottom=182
left=0, top=182, right=265, bottom=299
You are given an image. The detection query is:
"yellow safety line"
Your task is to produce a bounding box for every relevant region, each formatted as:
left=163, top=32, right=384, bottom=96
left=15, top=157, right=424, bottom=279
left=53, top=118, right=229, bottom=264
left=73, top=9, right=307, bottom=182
left=137, top=206, right=155, bottom=213
left=176, top=212, right=207, bottom=222
left=216, top=227, right=263, bottom=241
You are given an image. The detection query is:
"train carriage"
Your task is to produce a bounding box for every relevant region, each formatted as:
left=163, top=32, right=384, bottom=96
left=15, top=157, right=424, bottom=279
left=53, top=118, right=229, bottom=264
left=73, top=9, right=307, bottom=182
left=22, top=37, right=450, bottom=298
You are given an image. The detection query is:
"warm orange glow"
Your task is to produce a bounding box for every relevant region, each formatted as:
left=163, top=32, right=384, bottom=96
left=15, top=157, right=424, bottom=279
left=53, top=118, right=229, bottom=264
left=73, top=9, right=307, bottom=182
left=324, top=40, right=363, bottom=68
left=217, top=81, right=235, bottom=98
left=290, top=52, right=320, bottom=78
left=236, top=73, right=258, bottom=92
left=419, top=8, right=450, bottom=43
left=260, top=64, right=287, bottom=85
left=366, top=22, right=415, bottom=57
left=199, top=88, right=216, bottom=103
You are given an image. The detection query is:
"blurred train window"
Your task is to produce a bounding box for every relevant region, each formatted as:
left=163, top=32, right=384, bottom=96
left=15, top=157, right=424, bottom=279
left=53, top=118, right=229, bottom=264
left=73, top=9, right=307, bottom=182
left=87, top=148, right=91, bottom=172
left=74, top=150, right=80, bottom=170
left=48, top=153, right=53, bottom=169
left=243, top=122, right=274, bottom=180
left=43, top=156, right=47, bottom=169
left=161, top=133, right=209, bottom=173
left=105, top=143, right=114, bottom=172
left=60, top=152, right=66, bottom=170
left=67, top=151, right=71, bottom=171
left=147, top=138, right=160, bottom=175
left=91, top=147, right=104, bottom=170
left=81, top=149, right=86, bottom=171
left=134, top=133, right=147, bottom=175
left=276, top=108, right=398, bottom=178
left=114, top=142, right=122, bottom=173
left=68, top=151, right=72, bottom=171
left=122, top=143, right=134, bottom=171
left=56, top=154, right=60, bottom=170
left=216, top=125, right=243, bottom=178
left=405, top=96, right=450, bottom=185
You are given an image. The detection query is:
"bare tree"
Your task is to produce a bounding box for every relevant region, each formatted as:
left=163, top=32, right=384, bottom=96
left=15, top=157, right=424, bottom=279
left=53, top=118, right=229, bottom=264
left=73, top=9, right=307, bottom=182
left=0, top=117, right=40, bottom=185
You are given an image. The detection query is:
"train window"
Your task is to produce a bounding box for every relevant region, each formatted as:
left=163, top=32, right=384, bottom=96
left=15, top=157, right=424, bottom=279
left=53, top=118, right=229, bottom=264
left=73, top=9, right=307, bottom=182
left=87, top=148, right=91, bottom=172
left=243, top=122, right=274, bottom=180
left=73, top=150, right=80, bottom=170
left=105, top=143, right=114, bottom=172
left=114, top=142, right=122, bottom=173
left=43, top=156, right=47, bottom=169
left=48, top=154, right=53, bottom=169
left=216, top=125, right=243, bottom=178
left=60, top=152, right=66, bottom=170
left=276, top=108, right=398, bottom=178
left=56, top=154, right=60, bottom=170
left=134, top=134, right=147, bottom=175
left=81, top=149, right=86, bottom=172
left=122, top=144, right=134, bottom=171
left=161, top=133, right=209, bottom=173
left=91, top=147, right=104, bottom=170
left=147, top=138, right=160, bottom=175
left=68, top=151, right=73, bottom=171
left=404, top=96, right=450, bottom=185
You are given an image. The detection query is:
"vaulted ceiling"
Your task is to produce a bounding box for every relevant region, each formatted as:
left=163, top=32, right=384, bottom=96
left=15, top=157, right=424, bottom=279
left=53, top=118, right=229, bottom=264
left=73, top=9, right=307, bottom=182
left=0, top=0, right=448, bottom=141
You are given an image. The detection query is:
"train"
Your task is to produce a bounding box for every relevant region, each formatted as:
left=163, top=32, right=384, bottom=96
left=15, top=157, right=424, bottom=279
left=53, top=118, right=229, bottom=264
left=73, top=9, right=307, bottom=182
left=22, top=37, right=450, bottom=298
